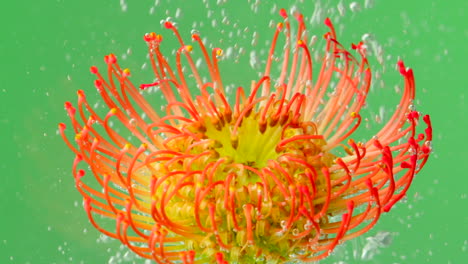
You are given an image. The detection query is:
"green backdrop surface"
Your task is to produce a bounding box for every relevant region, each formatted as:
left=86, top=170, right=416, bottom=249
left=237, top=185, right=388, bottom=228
left=1, top=0, right=466, bottom=263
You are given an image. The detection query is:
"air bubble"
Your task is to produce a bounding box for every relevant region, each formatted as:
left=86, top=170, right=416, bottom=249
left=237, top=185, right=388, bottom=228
left=349, top=2, right=362, bottom=12
left=337, top=1, right=346, bottom=16
left=292, top=229, right=299, bottom=236
left=251, top=32, right=258, bottom=46
left=280, top=220, right=287, bottom=228
left=119, top=0, right=128, bottom=12
left=175, top=8, right=181, bottom=18
left=249, top=51, right=259, bottom=70
left=364, top=0, right=375, bottom=9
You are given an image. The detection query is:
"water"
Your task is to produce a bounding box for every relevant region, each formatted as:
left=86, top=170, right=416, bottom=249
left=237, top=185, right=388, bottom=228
left=1, top=0, right=466, bottom=263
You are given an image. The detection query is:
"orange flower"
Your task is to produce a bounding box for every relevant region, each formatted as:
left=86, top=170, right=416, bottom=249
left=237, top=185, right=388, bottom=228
left=60, top=9, right=432, bottom=264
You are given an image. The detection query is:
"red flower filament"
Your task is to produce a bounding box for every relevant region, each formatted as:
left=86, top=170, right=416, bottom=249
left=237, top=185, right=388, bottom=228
left=60, top=9, right=432, bottom=264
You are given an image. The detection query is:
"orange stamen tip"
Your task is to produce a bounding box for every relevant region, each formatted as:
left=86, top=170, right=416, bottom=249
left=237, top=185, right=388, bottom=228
left=155, top=34, right=163, bottom=42
left=140, top=143, right=148, bottom=149
left=123, top=68, right=131, bottom=77
left=423, top=114, right=431, bottom=124
left=109, top=108, right=118, bottom=115
left=185, top=45, right=193, bottom=52
left=348, top=138, right=355, bottom=145
left=297, top=39, right=305, bottom=46
left=350, top=112, right=357, bottom=117
left=77, top=169, right=85, bottom=178
left=351, top=41, right=364, bottom=50
left=279, top=8, right=288, bottom=18
left=77, top=90, right=85, bottom=97
left=215, top=48, right=223, bottom=57
left=144, top=32, right=158, bottom=42
left=104, top=53, right=117, bottom=65
left=58, top=123, right=66, bottom=130
left=324, top=17, right=332, bottom=27
left=215, top=252, right=225, bottom=263
left=64, top=102, right=76, bottom=115
left=422, top=146, right=431, bottom=154
left=407, top=110, right=419, bottom=120
left=191, top=33, right=200, bottom=40
left=94, top=79, right=103, bottom=89
left=74, top=154, right=83, bottom=162
left=296, top=13, right=304, bottom=22
left=276, top=22, right=284, bottom=29
left=124, top=143, right=131, bottom=150
left=75, top=133, right=82, bottom=141
left=90, top=66, right=98, bottom=74
left=397, top=60, right=408, bottom=75
left=164, top=21, right=174, bottom=29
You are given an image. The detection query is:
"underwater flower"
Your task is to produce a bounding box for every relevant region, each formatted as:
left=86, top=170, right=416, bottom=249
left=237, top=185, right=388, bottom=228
left=60, top=9, right=432, bottom=264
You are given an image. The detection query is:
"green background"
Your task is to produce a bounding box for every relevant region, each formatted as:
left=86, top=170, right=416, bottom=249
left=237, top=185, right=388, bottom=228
left=1, top=0, right=466, bottom=263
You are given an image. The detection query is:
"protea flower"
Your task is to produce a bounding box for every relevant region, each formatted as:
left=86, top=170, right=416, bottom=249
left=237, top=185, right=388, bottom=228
left=60, top=9, right=432, bottom=264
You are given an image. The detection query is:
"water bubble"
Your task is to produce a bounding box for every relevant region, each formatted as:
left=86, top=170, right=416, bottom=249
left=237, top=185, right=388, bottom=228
left=280, top=220, right=287, bottom=228
left=349, top=2, right=362, bottom=12
left=119, top=0, right=128, bottom=12
left=175, top=8, right=181, bottom=18
left=364, top=0, right=375, bottom=8
left=123, top=251, right=133, bottom=261
left=108, top=256, right=116, bottom=264
left=292, top=229, right=299, bottom=236
left=337, top=1, right=346, bottom=16
left=251, top=32, right=258, bottom=47
left=249, top=51, right=259, bottom=70
left=361, top=231, right=393, bottom=260
left=362, top=33, right=374, bottom=42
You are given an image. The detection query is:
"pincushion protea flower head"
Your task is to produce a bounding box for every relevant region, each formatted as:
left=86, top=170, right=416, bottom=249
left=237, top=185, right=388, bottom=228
left=60, top=9, right=432, bottom=264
